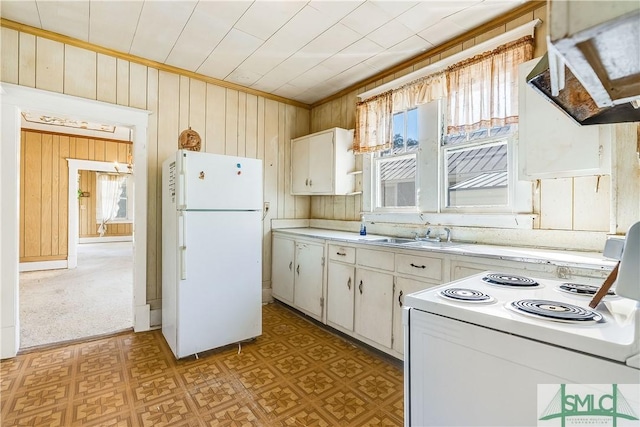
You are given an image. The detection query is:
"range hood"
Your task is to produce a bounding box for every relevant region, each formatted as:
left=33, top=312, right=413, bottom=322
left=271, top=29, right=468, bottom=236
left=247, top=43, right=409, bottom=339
left=526, top=4, right=640, bottom=125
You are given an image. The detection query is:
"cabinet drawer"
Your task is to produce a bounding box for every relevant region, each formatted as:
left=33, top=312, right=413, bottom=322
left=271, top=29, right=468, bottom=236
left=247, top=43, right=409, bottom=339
left=357, top=248, right=394, bottom=271
left=329, top=245, right=355, bottom=264
left=396, top=253, right=443, bottom=282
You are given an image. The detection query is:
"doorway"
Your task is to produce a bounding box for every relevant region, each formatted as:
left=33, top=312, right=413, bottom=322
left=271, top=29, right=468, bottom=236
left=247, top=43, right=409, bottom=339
left=1, top=83, right=150, bottom=358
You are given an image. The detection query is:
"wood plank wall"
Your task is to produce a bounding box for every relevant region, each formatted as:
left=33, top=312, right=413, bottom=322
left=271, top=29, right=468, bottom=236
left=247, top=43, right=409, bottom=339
left=19, top=130, right=133, bottom=262
left=1, top=27, right=311, bottom=310
left=308, top=3, right=637, bottom=234
left=78, top=170, right=133, bottom=238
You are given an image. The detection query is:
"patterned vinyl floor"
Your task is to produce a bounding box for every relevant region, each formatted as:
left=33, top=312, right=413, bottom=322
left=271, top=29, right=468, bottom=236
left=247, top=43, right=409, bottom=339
left=1, top=302, right=404, bottom=426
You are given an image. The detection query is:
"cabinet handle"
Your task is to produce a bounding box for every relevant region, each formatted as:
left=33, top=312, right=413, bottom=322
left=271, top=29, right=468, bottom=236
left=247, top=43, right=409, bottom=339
left=297, top=265, right=300, bottom=275
left=289, top=261, right=292, bottom=271
left=347, top=277, right=351, bottom=289
left=398, top=290, right=404, bottom=307
left=336, top=251, right=346, bottom=256
left=305, top=178, right=309, bottom=186
left=410, top=263, right=426, bottom=269
left=359, top=280, right=363, bottom=294
left=309, top=179, right=312, bottom=186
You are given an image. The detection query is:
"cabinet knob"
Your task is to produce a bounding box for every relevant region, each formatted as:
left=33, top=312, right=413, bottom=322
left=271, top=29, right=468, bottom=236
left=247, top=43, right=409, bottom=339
left=359, top=280, right=363, bottom=294
left=398, top=290, right=404, bottom=307
left=347, top=277, right=351, bottom=289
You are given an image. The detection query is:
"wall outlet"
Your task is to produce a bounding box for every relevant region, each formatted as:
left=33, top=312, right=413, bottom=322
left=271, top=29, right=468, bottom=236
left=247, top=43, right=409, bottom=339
left=264, top=201, right=270, bottom=212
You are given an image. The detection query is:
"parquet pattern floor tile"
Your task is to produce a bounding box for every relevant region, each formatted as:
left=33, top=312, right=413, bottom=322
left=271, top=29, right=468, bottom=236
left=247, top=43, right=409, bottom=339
left=1, top=302, right=403, bottom=426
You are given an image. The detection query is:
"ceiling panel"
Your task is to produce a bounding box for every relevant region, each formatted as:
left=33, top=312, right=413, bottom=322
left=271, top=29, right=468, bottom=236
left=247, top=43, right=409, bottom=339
left=165, top=1, right=251, bottom=71
left=0, top=0, right=42, bottom=28
left=0, top=0, right=527, bottom=105
left=234, top=1, right=305, bottom=40
left=88, top=1, right=143, bottom=53
left=197, top=28, right=263, bottom=80
left=37, top=0, right=90, bottom=41
left=129, top=1, right=197, bottom=62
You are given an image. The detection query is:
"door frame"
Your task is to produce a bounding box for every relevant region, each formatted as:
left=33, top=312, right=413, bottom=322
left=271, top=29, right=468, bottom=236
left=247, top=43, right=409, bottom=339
left=1, top=83, right=151, bottom=358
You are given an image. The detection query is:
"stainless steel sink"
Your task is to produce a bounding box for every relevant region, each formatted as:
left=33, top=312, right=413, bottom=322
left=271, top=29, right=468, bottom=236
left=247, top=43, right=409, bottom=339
left=366, top=237, right=416, bottom=244
left=402, top=240, right=460, bottom=248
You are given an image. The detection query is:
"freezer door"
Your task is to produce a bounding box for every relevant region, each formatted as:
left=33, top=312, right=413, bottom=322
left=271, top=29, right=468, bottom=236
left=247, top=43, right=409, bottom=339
left=176, top=150, right=263, bottom=210
left=175, top=210, right=262, bottom=358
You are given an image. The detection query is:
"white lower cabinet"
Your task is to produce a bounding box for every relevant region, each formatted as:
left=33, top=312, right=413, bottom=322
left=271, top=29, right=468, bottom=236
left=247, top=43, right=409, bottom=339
left=327, top=262, right=355, bottom=331
left=354, top=268, right=394, bottom=348
left=392, top=277, right=438, bottom=354
left=271, top=234, right=325, bottom=321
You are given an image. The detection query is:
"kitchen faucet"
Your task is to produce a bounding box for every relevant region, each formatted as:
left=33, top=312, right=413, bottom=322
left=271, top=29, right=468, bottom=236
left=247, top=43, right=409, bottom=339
left=416, top=228, right=441, bottom=242
left=444, top=227, right=451, bottom=243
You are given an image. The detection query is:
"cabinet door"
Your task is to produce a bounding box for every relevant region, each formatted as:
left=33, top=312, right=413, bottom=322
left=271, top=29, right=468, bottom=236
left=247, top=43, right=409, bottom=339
left=327, top=262, right=355, bottom=331
left=308, top=131, right=334, bottom=193
left=272, top=236, right=295, bottom=303
left=354, top=268, right=393, bottom=348
left=294, top=241, right=324, bottom=319
left=291, top=137, right=310, bottom=194
left=392, top=277, right=437, bottom=355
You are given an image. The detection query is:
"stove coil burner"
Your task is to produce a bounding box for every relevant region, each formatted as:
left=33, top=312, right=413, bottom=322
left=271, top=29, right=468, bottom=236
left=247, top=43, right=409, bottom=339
left=439, top=288, right=495, bottom=303
left=558, top=283, right=615, bottom=297
left=509, top=299, right=603, bottom=323
left=482, top=273, right=539, bottom=287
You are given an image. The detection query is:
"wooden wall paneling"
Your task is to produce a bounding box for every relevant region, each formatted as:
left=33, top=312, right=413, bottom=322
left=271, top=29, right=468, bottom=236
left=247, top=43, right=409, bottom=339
left=105, top=141, right=119, bottom=162
left=40, top=133, right=53, bottom=256
left=334, top=195, right=347, bottom=220
left=59, top=136, right=69, bottom=255
left=345, top=91, right=356, bottom=130
left=188, top=78, right=206, bottom=151
left=1, top=27, right=19, bottom=84
left=245, top=94, right=258, bottom=159
left=116, top=58, right=130, bottom=106
left=157, top=71, right=180, bottom=193
left=78, top=170, right=88, bottom=237
left=93, top=139, right=105, bottom=161
left=237, top=91, right=247, bottom=157
left=540, top=178, right=573, bottom=230
left=24, top=131, right=42, bottom=257
left=573, top=175, right=610, bottom=232
left=263, top=99, right=279, bottom=285
left=88, top=137, right=95, bottom=159
left=19, top=131, right=26, bottom=258
left=51, top=135, right=60, bottom=254
left=282, top=104, right=294, bottom=218
left=225, top=89, right=239, bottom=156
left=64, top=45, right=97, bottom=99
left=75, top=137, right=89, bottom=160
left=533, top=6, right=548, bottom=58
left=294, top=106, right=310, bottom=219
left=179, top=75, right=190, bottom=133
left=129, top=62, right=148, bottom=109
left=96, top=53, right=117, bottom=104
left=118, top=141, right=129, bottom=163
left=346, top=194, right=357, bottom=220
left=18, top=32, right=36, bottom=87
left=257, top=97, right=265, bottom=162
left=146, top=67, right=160, bottom=303
left=277, top=103, right=286, bottom=219
left=205, top=84, right=226, bottom=154
left=613, top=124, right=640, bottom=234
left=36, top=37, right=66, bottom=93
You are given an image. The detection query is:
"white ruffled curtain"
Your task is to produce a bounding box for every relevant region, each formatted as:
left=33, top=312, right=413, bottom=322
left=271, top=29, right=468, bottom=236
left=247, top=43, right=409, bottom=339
left=97, top=174, right=125, bottom=237
left=353, top=91, right=393, bottom=154
left=446, top=36, right=534, bottom=135
left=392, top=72, right=447, bottom=111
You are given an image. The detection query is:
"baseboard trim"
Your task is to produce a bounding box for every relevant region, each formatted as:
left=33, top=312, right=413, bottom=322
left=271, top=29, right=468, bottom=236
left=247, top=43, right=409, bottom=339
left=19, top=260, right=68, bottom=272
left=79, top=236, right=133, bottom=243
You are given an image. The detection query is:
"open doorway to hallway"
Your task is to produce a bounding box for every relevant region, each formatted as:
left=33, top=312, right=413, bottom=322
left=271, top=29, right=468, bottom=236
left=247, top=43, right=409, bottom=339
left=19, top=242, right=133, bottom=349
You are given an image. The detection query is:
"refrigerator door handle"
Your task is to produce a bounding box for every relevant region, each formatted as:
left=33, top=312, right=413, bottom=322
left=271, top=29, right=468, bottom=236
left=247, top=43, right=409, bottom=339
left=178, top=173, right=186, bottom=209
left=179, top=212, right=187, bottom=279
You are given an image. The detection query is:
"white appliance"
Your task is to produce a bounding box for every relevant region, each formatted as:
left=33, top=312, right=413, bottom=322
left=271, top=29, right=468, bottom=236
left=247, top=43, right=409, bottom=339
left=162, top=150, right=263, bottom=359
left=404, top=224, right=640, bottom=426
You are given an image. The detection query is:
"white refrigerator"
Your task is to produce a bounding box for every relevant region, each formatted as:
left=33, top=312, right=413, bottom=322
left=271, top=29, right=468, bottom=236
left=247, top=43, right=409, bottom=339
left=162, top=150, right=263, bottom=359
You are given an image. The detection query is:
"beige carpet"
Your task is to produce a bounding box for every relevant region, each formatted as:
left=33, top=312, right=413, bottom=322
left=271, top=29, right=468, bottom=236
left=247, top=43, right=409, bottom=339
left=19, top=242, right=134, bottom=349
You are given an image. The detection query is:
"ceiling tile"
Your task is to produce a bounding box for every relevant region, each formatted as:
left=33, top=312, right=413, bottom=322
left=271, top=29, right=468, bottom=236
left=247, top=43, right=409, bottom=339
left=449, top=1, right=523, bottom=30
left=271, top=83, right=308, bottom=99
left=234, top=1, right=305, bottom=40
left=370, top=0, right=420, bottom=18
left=300, top=23, right=361, bottom=57
left=366, top=19, right=414, bottom=49
left=226, top=67, right=264, bottom=86
left=387, top=35, right=433, bottom=58
left=89, top=1, right=143, bottom=53
left=288, top=64, right=334, bottom=88
left=197, top=28, right=263, bottom=80
left=418, top=19, right=467, bottom=46
left=340, top=2, right=395, bottom=36
left=0, top=1, right=42, bottom=28
left=37, top=0, right=90, bottom=41
left=395, top=1, right=481, bottom=32
left=129, top=1, right=197, bottom=62
left=165, top=1, right=252, bottom=71
left=320, top=38, right=385, bottom=74
left=308, top=0, right=363, bottom=22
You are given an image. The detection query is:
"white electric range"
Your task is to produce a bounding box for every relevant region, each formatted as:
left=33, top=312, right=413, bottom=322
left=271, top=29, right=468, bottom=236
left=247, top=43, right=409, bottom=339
left=403, top=271, right=640, bottom=427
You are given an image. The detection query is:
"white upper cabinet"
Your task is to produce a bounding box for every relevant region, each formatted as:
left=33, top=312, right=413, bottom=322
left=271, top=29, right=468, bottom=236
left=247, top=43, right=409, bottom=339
left=291, top=127, right=356, bottom=195
left=518, top=58, right=611, bottom=180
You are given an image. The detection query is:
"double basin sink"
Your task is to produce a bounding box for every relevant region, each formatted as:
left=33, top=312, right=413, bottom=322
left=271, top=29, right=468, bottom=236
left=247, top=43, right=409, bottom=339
left=364, top=237, right=459, bottom=248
